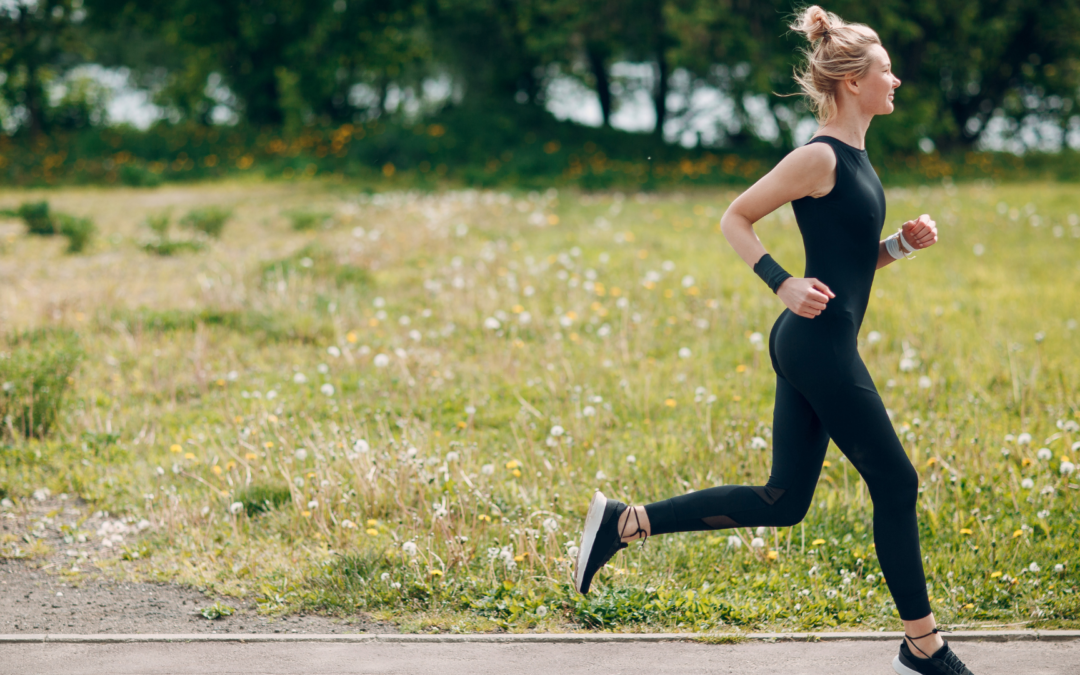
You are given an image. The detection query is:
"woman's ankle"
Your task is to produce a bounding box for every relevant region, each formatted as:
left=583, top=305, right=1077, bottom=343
left=618, top=506, right=650, bottom=542
left=905, top=634, right=945, bottom=659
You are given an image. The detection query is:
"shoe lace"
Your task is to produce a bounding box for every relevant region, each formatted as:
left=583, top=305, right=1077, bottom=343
left=618, top=504, right=649, bottom=549
left=905, top=629, right=969, bottom=674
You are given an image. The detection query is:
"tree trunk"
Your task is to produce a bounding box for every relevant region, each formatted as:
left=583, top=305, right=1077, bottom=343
left=586, top=44, right=612, bottom=127
left=650, top=0, right=668, bottom=139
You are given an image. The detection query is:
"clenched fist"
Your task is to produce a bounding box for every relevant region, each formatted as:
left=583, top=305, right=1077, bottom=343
left=777, top=277, right=836, bottom=319
left=901, top=214, right=938, bottom=252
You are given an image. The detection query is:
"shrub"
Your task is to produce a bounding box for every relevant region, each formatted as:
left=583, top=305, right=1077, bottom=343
left=0, top=328, right=83, bottom=439
left=180, top=207, right=231, bottom=238
left=236, top=483, right=292, bottom=516
left=142, top=211, right=205, bottom=255
left=56, top=213, right=96, bottom=253
left=118, top=164, right=163, bottom=187
left=16, top=201, right=55, bottom=235
left=285, top=209, right=331, bottom=231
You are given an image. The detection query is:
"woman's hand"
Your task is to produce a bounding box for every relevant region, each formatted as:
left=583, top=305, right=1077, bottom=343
left=777, top=277, right=835, bottom=318
left=901, top=214, right=938, bottom=252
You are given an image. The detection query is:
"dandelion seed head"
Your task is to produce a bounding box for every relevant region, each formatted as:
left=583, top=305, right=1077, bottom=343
left=229, top=502, right=243, bottom=515
left=293, top=372, right=308, bottom=384
left=294, top=449, right=308, bottom=461
left=543, top=518, right=559, bottom=532
left=1055, top=564, right=1065, bottom=573
left=1061, top=461, right=1076, bottom=475
left=867, top=331, right=882, bottom=344
left=918, top=376, right=932, bottom=389
left=317, top=363, right=329, bottom=374
left=484, top=317, right=501, bottom=330
left=402, top=541, right=418, bottom=557
left=481, top=464, right=495, bottom=475
left=550, top=425, right=564, bottom=437
left=320, top=383, right=335, bottom=396
left=727, top=535, right=742, bottom=548
left=595, top=470, right=607, bottom=481
left=446, top=451, right=459, bottom=462
left=327, top=346, right=341, bottom=357
left=1037, top=447, right=1053, bottom=460
left=535, top=605, right=548, bottom=617
left=751, top=537, right=765, bottom=548
left=1018, top=433, right=1033, bottom=445
left=1021, top=478, right=1035, bottom=489
left=354, top=439, right=370, bottom=453
left=307, top=500, right=319, bottom=510
left=626, top=455, right=636, bottom=464
left=750, top=436, right=768, bottom=450
left=678, top=347, right=692, bottom=359
left=373, top=353, right=390, bottom=368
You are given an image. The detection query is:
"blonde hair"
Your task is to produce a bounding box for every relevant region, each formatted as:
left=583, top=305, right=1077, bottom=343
left=790, top=6, right=882, bottom=124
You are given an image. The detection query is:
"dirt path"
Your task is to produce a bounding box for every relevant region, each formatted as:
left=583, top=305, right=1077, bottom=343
left=0, top=496, right=391, bottom=634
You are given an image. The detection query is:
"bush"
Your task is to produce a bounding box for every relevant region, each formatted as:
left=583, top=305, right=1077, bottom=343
left=285, top=209, right=331, bottom=231
left=236, top=483, right=292, bottom=516
left=56, top=213, right=96, bottom=253
left=180, top=207, right=231, bottom=239
left=118, top=164, right=163, bottom=187
left=16, top=201, right=56, bottom=235
left=142, top=211, right=206, bottom=255
left=0, top=328, right=83, bottom=439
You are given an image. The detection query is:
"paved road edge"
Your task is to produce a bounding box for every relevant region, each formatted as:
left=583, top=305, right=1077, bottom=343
left=2, top=630, right=1078, bottom=644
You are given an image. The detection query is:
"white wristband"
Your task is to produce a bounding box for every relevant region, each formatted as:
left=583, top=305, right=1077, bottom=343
left=885, top=231, right=915, bottom=260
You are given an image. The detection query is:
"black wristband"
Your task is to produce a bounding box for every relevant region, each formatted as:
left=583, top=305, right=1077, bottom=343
left=753, top=253, right=792, bottom=294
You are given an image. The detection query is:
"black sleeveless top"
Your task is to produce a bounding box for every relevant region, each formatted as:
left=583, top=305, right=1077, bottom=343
left=789, top=136, right=886, bottom=328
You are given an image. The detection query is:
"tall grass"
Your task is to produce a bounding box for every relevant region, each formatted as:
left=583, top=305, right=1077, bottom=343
left=0, top=179, right=1076, bottom=632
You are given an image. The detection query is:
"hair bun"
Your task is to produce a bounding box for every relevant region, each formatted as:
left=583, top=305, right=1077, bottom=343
left=793, top=5, right=834, bottom=43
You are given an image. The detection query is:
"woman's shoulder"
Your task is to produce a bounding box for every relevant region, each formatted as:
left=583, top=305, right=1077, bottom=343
left=777, top=140, right=837, bottom=175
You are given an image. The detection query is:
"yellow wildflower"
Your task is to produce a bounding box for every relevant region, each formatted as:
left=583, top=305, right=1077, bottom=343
left=245, top=452, right=258, bottom=460
left=366, top=528, right=378, bottom=536
left=170, top=444, right=182, bottom=453
left=812, top=539, right=826, bottom=546
left=664, top=398, right=677, bottom=407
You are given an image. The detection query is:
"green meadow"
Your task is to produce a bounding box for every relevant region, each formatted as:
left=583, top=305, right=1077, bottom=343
left=1, top=179, right=1077, bottom=633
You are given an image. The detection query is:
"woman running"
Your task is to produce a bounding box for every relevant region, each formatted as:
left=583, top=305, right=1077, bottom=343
left=574, top=7, right=972, bottom=675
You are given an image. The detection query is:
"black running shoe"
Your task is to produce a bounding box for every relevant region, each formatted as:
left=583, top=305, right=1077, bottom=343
left=574, top=491, right=628, bottom=595
left=893, top=639, right=974, bottom=675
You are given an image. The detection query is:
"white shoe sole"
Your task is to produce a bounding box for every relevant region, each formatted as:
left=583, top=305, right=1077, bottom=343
left=892, top=655, right=920, bottom=675
left=574, top=490, right=607, bottom=593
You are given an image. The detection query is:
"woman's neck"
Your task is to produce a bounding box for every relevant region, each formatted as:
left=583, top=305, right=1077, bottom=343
left=816, top=109, right=872, bottom=150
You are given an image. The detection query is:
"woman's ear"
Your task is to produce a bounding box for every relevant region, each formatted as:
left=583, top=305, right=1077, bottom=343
left=843, top=76, right=860, bottom=96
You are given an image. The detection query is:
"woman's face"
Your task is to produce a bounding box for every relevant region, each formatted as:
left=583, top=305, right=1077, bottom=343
left=855, top=45, right=901, bottom=116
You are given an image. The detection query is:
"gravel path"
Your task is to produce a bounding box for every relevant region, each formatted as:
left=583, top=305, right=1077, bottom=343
left=0, top=496, right=392, bottom=635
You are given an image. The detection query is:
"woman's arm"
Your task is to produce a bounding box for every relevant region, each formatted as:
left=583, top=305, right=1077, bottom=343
left=875, top=214, right=939, bottom=269
left=720, top=143, right=839, bottom=319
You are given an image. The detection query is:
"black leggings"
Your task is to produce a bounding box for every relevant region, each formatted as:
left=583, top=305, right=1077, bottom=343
left=643, top=310, right=931, bottom=621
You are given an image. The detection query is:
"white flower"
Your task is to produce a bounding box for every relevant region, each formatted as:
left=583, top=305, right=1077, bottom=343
left=550, top=425, right=564, bottom=437
left=535, top=605, right=548, bottom=617
left=865, top=574, right=876, bottom=584
left=293, top=372, right=308, bottom=384
left=543, top=517, right=559, bottom=532
left=1037, top=447, right=1053, bottom=460
left=808, top=565, right=819, bottom=576
left=229, top=502, right=244, bottom=515
left=518, top=311, right=532, bottom=324
left=568, top=546, right=580, bottom=558
left=626, top=455, right=636, bottom=464
left=380, top=572, right=391, bottom=581
left=899, top=357, right=916, bottom=372
left=1063, top=420, right=1080, bottom=433
left=750, top=436, right=767, bottom=450
left=1054, top=564, right=1065, bottom=573
left=727, top=535, right=742, bottom=548
left=373, top=353, right=390, bottom=368
left=918, top=376, right=932, bottom=389
left=678, top=347, right=692, bottom=359
left=354, top=439, right=370, bottom=453
left=1021, top=478, right=1035, bottom=489
left=484, top=317, right=501, bottom=330
left=826, top=589, right=838, bottom=599
left=390, top=582, right=401, bottom=589
left=402, top=541, right=418, bottom=557
left=341, top=520, right=356, bottom=529
left=755, top=526, right=767, bottom=536
left=32, top=488, right=50, bottom=501
left=481, top=464, right=495, bottom=475
left=1005, top=434, right=1016, bottom=443
left=295, top=449, right=308, bottom=461
left=409, top=329, right=421, bottom=341
left=446, top=451, right=460, bottom=462
left=307, top=500, right=319, bottom=509
left=1041, top=485, right=1056, bottom=495
left=583, top=405, right=596, bottom=417
left=1018, top=433, right=1033, bottom=445
left=1061, top=461, right=1076, bottom=475
left=866, top=590, right=875, bottom=598
left=681, top=275, right=695, bottom=288
left=327, top=346, right=341, bottom=357
left=1029, top=562, right=1041, bottom=573
left=867, top=331, right=882, bottom=345
left=751, top=537, right=765, bottom=548
left=595, top=470, right=607, bottom=481
left=320, top=383, right=335, bottom=396
left=317, top=363, right=330, bottom=374
left=749, top=332, right=764, bottom=347
left=465, top=405, right=476, bottom=415
left=1073, top=441, right=1080, bottom=453
left=1038, top=510, right=1050, bottom=519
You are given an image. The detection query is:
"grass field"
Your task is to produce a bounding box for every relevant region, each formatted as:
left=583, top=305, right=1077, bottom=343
left=1, top=178, right=1078, bottom=634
